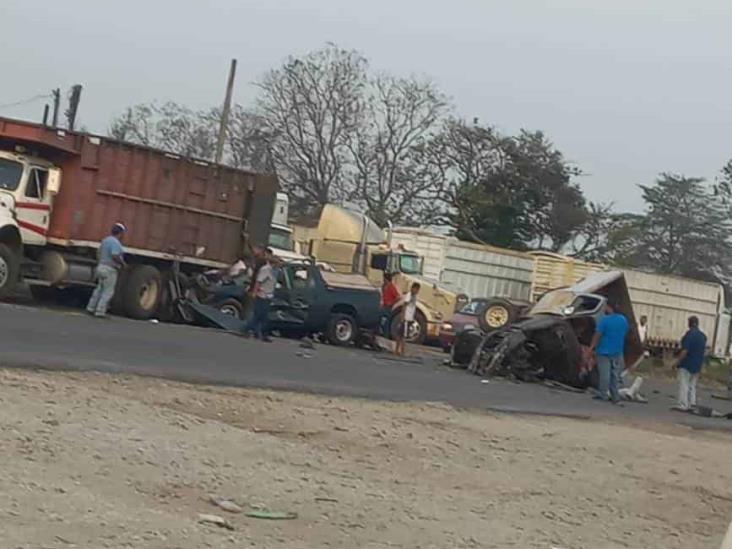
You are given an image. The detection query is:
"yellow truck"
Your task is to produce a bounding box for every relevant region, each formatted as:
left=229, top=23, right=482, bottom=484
left=296, top=205, right=467, bottom=343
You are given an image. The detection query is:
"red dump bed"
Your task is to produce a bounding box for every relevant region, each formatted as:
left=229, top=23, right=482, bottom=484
left=0, top=117, right=277, bottom=265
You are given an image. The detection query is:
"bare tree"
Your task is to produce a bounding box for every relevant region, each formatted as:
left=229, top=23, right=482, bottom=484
left=225, top=106, right=273, bottom=172
left=255, top=44, right=368, bottom=220
left=108, top=102, right=217, bottom=160
left=347, top=75, right=449, bottom=226
left=109, top=104, right=156, bottom=145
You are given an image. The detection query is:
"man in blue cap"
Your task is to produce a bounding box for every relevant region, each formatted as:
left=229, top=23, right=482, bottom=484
left=86, top=222, right=127, bottom=318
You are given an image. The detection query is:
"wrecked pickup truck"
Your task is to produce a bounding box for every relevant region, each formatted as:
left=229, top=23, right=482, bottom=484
left=190, top=261, right=381, bottom=346
left=451, top=271, right=644, bottom=388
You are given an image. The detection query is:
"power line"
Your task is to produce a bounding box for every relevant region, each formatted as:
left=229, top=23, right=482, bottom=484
left=0, top=93, right=52, bottom=110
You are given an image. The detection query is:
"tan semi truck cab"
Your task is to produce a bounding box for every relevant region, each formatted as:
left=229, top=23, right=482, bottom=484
left=302, top=205, right=467, bottom=343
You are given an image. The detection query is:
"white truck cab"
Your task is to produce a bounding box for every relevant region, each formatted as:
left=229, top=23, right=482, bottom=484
left=0, top=150, right=61, bottom=295
left=267, top=192, right=310, bottom=261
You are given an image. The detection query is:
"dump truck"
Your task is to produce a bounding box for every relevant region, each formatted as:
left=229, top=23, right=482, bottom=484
left=299, top=205, right=468, bottom=343
left=0, top=116, right=277, bottom=319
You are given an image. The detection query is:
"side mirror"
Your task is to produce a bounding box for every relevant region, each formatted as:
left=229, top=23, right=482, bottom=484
left=47, top=168, right=61, bottom=195
left=370, top=254, right=388, bottom=271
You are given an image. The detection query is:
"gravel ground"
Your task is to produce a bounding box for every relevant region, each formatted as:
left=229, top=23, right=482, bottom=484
left=1, top=368, right=730, bottom=549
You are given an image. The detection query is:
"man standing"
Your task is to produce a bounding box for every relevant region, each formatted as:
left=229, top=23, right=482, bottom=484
left=638, top=315, right=648, bottom=344
left=243, top=248, right=275, bottom=342
left=673, top=316, right=707, bottom=411
left=590, top=300, right=629, bottom=404
left=395, top=282, right=421, bottom=356
left=380, top=273, right=400, bottom=337
left=86, top=223, right=126, bottom=318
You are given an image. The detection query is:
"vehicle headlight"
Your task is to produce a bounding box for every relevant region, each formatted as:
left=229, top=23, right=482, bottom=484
left=441, top=322, right=453, bottom=331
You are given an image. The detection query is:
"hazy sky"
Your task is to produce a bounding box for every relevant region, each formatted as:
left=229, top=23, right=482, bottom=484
left=3, top=0, right=732, bottom=211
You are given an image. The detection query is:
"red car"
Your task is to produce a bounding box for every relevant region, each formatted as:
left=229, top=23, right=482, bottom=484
left=440, top=298, right=528, bottom=351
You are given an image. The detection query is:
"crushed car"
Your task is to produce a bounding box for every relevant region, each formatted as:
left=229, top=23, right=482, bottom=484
left=451, top=271, right=644, bottom=388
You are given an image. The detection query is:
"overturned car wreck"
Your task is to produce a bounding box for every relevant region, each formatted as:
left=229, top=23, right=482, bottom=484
left=452, top=271, right=644, bottom=388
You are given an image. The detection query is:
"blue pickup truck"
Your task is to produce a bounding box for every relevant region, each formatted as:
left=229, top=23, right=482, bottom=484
left=208, top=262, right=381, bottom=346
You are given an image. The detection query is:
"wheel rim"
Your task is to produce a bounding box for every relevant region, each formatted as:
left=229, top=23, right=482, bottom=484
left=335, top=320, right=353, bottom=341
left=139, top=280, right=160, bottom=311
left=485, top=305, right=509, bottom=328
left=0, top=256, right=8, bottom=288
left=220, top=304, right=239, bottom=317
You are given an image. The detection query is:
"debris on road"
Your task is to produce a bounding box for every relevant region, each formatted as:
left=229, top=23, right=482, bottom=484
left=299, top=338, right=316, bottom=350
left=209, top=495, right=243, bottom=514
left=245, top=509, right=298, bottom=520
left=198, top=513, right=235, bottom=530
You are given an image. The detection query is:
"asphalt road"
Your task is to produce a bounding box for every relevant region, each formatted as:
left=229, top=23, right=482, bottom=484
left=2, top=301, right=731, bottom=431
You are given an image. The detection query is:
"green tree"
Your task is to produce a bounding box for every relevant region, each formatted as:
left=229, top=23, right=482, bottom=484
left=427, top=119, right=596, bottom=251
left=611, top=174, right=732, bottom=283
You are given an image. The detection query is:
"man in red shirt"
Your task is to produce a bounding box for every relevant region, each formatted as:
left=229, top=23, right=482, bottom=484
left=380, top=273, right=400, bottom=337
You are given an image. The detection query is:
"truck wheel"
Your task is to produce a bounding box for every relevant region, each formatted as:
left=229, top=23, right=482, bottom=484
left=390, top=310, right=427, bottom=345
left=478, top=298, right=518, bottom=333
left=326, top=313, right=358, bottom=346
left=0, top=243, right=20, bottom=299
left=123, top=265, right=162, bottom=320
left=218, top=298, right=243, bottom=320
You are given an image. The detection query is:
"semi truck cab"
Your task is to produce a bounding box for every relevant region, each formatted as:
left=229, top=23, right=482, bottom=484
left=369, top=247, right=466, bottom=343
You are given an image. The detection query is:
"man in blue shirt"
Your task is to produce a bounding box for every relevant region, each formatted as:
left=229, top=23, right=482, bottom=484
left=86, top=223, right=126, bottom=318
left=673, top=316, right=707, bottom=411
left=590, top=299, right=629, bottom=403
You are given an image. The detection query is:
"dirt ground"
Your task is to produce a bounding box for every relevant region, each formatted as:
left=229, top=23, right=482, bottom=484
left=1, top=368, right=730, bottom=549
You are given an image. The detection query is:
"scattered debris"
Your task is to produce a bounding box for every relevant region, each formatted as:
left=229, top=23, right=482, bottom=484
left=299, top=338, right=316, bottom=350
left=315, top=497, right=339, bottom=503
left=209, top=495, right=243, bottom=514
left=619, top=376, right=648, bottom=403
left=296, top=351, right=314, bottom=359
left=149, top=319, right=159, bottom=324
left=198, top=513, right=235, bottom=530
left=245, top=510, right=298, bottom=520
left=480, top=379, right=490, bottom=384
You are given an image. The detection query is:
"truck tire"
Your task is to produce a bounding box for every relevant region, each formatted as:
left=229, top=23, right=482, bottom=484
left=0, top=243, right=20, bottom=299
left=123, top=265, right=162, bottom=320
left=217, top=298, right=244, bottom=320
left=478, top=298, right=519, bottom=333
left=326, top=313, right=358, bottom=346
left=390, top=309, right=427, bottom=345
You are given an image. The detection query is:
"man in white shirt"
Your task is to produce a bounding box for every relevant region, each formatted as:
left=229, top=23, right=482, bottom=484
left=638, top=315, right=648, bottom=345
left=395, top=282, right=421, bottom=356
left=242, top=248, right=276, bottom=342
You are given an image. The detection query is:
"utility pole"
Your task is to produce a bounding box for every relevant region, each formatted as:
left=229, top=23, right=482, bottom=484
left=42, top=104, right=49, bottom=125
left=51, top=88, right=61, bottom=127
left=215, top=59, right=237, bottom=164
left=65, top=84, right=83, bottom=130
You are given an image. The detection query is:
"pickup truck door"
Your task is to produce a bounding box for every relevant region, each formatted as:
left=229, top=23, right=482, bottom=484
left=269, top=264, right=312, bottom=328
